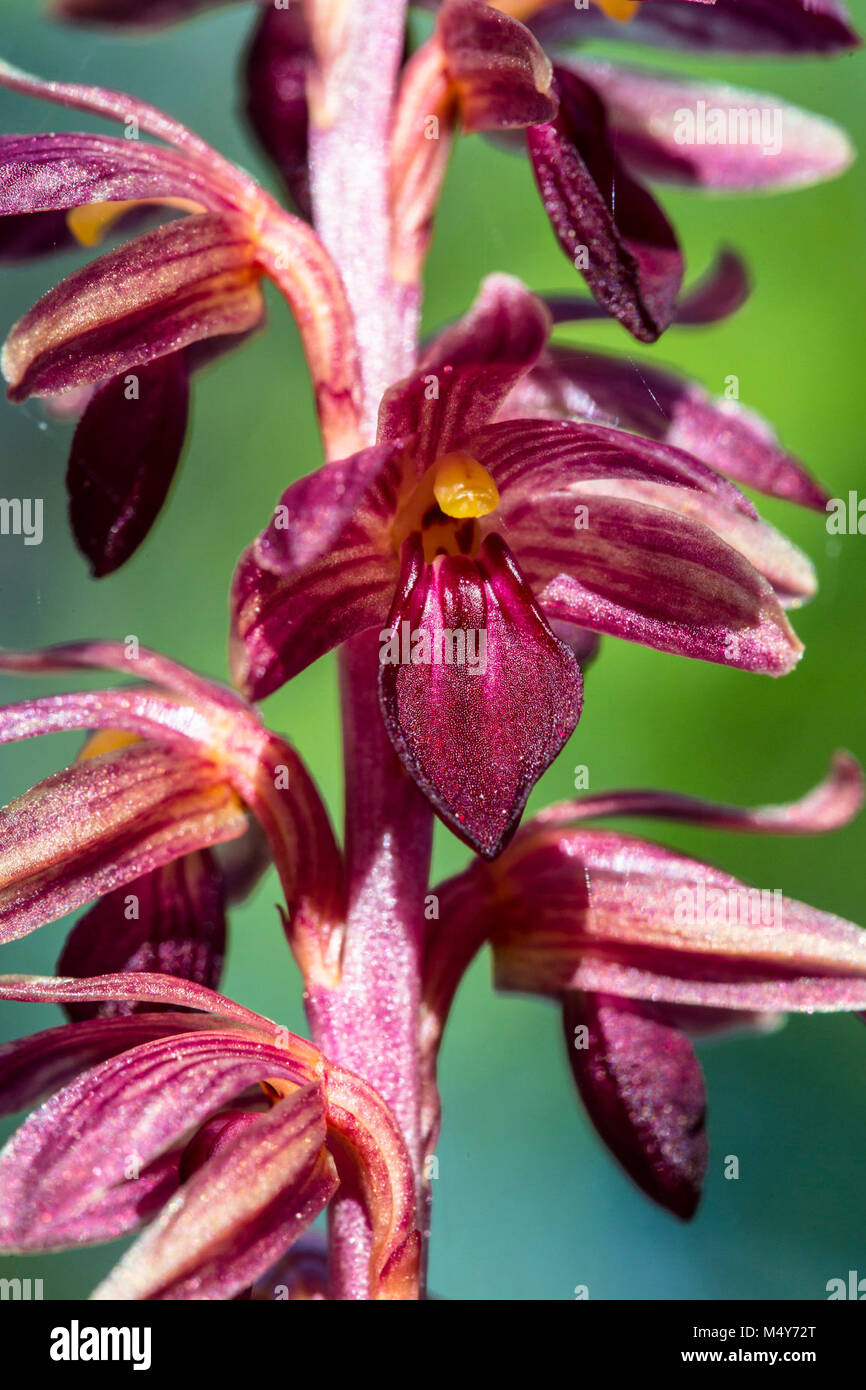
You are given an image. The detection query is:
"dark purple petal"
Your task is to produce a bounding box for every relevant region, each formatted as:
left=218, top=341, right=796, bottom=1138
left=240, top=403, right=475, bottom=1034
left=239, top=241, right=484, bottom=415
left=573, top=59, right=854, bottom=191
left=544, top=247, right=750, bottom=329
left=57, top=850, right=227, bottom=1021
left=0, top=969, right=281, bottom=1030
left=378, top=532, right=583, bottom=858
left=529, top=0, right=860, bottom=55
left=92, top=1084, right=337, bottom=1301
left=438, top=0, right=557, bottom=131
left=3, top=212, right=263, bottom=401
left=504, top=349, right=829, bottom=511
left=527, top=67, right=682, bottom=341
left=563, top=992, right=707, bottom=1219
left=53, top=0, right=233, bottom=27
left=0, top=210, right=74, bottom=261
left=244, top=4, right=312, bottom=218
left=379, top=273, right=550, bottom=464
left=67, top=350, right=190, bottom=575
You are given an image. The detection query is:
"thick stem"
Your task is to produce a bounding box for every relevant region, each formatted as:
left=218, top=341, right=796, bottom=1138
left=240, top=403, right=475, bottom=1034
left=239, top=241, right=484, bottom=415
left=305, top=0, right=418, bottom=433
left=307, top=631, right=433, bottom=1298
left=304, top=0, right=432, bottom=1299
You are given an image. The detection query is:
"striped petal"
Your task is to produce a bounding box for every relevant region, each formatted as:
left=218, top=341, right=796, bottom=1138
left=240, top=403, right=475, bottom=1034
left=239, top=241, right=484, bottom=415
left=574, top=59, right=854, bottom=191
left=527, top=67, right=682, bottom=341
left=2, top=212, right=263, bottom=401
left=491, top=827, right=866, bottom=1013
left=0, top=742, right=247, bottom=944
left=92, top=1083, right=337, bottom=1301
left=506, top=346, right=829, bottom=510
left=505, top=491, right=803, bottom=674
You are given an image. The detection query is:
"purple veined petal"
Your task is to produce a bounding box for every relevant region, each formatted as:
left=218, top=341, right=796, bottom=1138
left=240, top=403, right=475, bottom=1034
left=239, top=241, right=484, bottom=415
left=672, top=247, right=750, bottom=325
left=552, top=476, right=817, bottom=609
left=252, top=442, right=405, bottom=576
left=0, top=59, right=255, bottom=205
left=504, top=347, right=829, bottom=511
left=2, top=212, right=263, bottom=402
left=534, top=749, right=864, bottom=834
left=563, top=991, right=707, bottom=1219
left=230, top=531, right=397, bottom=701
left=379, top=273, right=550, bottom=464
left=527, top=67, right=683, bottom=342
left=0, top=741, right=248, bottom=944
left=508, top=491, right=802, bottom=673
left=490, top=826, right=866, bottom=1013
left=0, top=133, right=235, bottom=218
left=0, top=688, right=225, bottom=755
left=0, top=969, right=284, bottom=1031
left=67, top=350, right=190, bottom=576
left=52, top=0, right=235, bottom=26
left=573, top=59, right=854, bottom=191
left=474, top=417, right=758, bottom=518
left=544, top=246, right=750, bottom=328
left=0, top=638, right=252, bottom=716
left=0, top=1008, right=247, bottom=1117
left=57, top=850, right=227, bottom=1021
left=437, top=0, right=557, bottom=131
left=0, top=1030, right=321, bottom=1253
left=244, top=3, right=312, bottom=218
left=378, top=532, right=583, bottom=858
left=528, top=0, right=860, bottom=54
left=92, top=1083, right=337, bottom=1300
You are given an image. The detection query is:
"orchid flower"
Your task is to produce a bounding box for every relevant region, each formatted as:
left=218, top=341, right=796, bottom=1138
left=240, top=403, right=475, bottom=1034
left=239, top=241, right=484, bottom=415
left=231, top=271, right=819, bottom=859
left=0, top=971, right=420, bottom=1300
left=49, top=1, right=859, bottom=342
left=0, top=61, right=360, bottom=573
left=420, top=752, right=866, bottom=1219
left=0, top=641, right=344, bottom=983
left=0, top=0, right=860, bottom=1304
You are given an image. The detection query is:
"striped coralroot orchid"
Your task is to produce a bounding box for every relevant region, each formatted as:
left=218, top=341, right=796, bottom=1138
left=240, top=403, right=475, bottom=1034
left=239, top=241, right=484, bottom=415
left=0, top=0, right=860, bottom=1304
left=231, top=270, right=818, bottom=858
left=0, top=972, right=420, bottom=1300
left=0, top=60, right=360, bottom=574
left=421, top=754, right=866, bottom=1219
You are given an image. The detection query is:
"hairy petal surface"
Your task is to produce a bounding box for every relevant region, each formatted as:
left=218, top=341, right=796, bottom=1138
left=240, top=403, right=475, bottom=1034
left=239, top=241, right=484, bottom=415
left=2, top=213, right=263, bottom=401
left=378, top=533, right=583, bottom=857
left=563, top=992, right=707, bottom=1218
left=92, top=1083, right=337, bottom=1301
left=574, top=60, right=854, bottom=191
left=67, top=351, right=190, bottom=575
left=527, top=68, right=682, bottom=341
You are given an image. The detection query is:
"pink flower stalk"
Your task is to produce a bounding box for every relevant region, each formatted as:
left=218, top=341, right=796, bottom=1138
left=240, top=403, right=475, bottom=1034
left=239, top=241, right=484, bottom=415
left=0, top=0, right=861, bottom=1301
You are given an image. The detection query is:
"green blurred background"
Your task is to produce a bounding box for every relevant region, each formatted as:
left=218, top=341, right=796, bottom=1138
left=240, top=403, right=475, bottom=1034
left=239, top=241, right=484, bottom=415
left=0, top=1, right=864, bottom=1301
